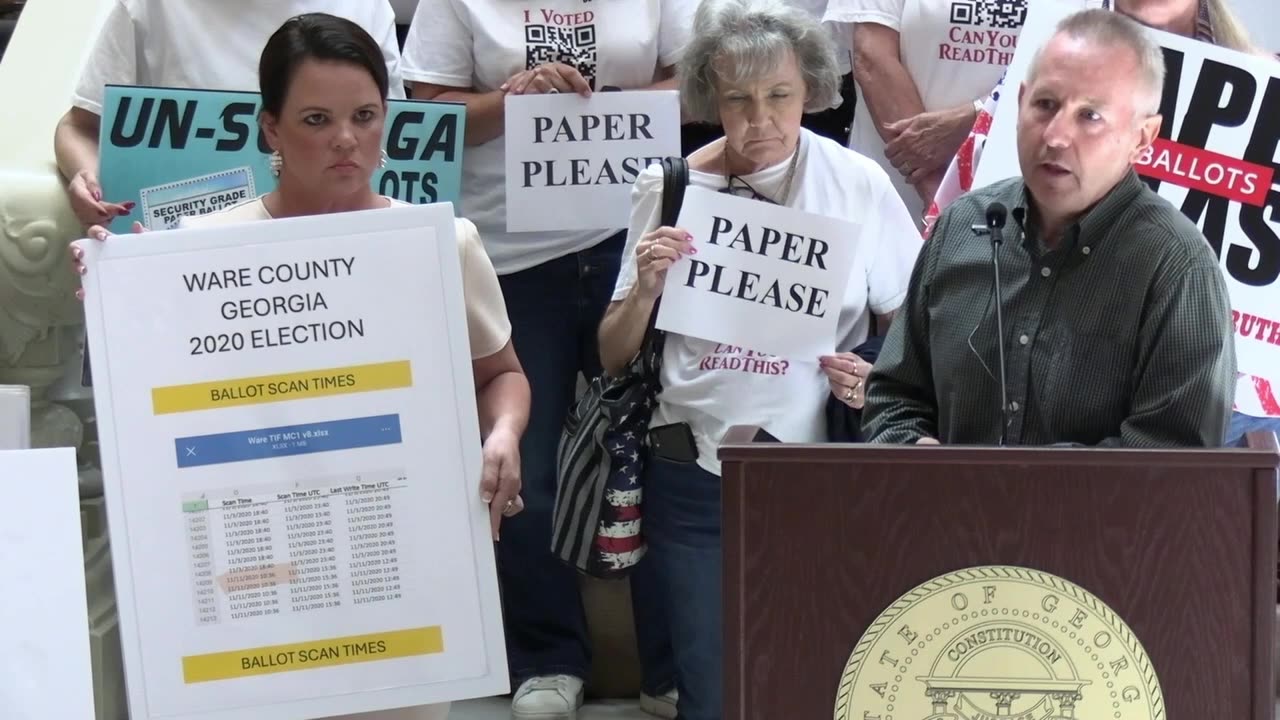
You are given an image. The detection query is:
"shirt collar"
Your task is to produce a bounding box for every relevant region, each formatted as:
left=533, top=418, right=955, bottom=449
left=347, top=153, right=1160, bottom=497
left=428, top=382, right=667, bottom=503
left=1014, top=169, right=1147, bottom=252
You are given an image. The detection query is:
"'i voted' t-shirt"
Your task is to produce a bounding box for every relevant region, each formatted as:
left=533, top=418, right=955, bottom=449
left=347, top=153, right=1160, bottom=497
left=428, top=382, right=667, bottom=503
left=400, top=0, right=694, bottom=275
left=824, top=0, right=1032, bottom=224
left=613, top=130, right=922, bottom=475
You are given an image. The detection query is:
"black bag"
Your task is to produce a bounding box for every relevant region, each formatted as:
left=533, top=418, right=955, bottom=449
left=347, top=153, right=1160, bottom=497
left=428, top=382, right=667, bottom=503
left=551, top=157, right=689, bottom=578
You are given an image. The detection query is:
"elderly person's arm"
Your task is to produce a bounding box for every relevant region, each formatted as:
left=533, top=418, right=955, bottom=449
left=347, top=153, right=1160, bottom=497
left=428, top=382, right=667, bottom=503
left=599, top=167, right=693, bottom=376
left=849, top=22, right=978, bottom=201
left=598, top=225, right=693, bottom=375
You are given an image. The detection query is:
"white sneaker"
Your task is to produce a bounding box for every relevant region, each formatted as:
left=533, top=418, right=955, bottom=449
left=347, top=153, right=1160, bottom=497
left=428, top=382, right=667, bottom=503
left=511, top=674, right=584, bottom=719
left=639, top=688, right=678, bottom=719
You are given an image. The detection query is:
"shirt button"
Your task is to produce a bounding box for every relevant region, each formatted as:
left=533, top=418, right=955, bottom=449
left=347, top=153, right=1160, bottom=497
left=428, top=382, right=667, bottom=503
left=1082, top=246, right=1091, bottom=255
left=1019, top=334, right=1029, bottom=345
left=1040, top=267, right=1052, bottom=277
left=1010, top=401, right=1021, bottom=413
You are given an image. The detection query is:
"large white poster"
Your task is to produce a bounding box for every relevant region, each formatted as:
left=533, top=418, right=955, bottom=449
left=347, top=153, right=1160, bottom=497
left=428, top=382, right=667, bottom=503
left=973, top=2, right=1280, bottom=406
left=655, top=187, right=856, bottom=358
left=0, top=448, right=96, bottom=720
left=505, top=91, right=682, bottom=232
left=77, top=205, right=507, bottom=720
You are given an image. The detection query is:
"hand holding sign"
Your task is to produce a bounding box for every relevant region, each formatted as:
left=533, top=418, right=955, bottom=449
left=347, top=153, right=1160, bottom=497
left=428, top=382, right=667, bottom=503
left=819, top=352, right=873, bottom=409
left=502, top=62, right=593, bottom=97
left=67, top=168, right=134, bottom=227
left=635, top=226, right=696, bottom=300
left=71, top=221, right=148, bottom=298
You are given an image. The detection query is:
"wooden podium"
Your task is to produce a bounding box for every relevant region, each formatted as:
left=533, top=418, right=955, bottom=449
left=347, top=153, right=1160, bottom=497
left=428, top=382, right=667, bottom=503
left=719, top=429, right=1279, bottom=720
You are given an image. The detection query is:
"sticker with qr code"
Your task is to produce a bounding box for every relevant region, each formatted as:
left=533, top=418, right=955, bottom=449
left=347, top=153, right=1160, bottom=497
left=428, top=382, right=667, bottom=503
left=138, top=167, right=257, bottom=230
left=950, top=0, right=1027, bottom=29
left=524, top=23, right=599, bottom=90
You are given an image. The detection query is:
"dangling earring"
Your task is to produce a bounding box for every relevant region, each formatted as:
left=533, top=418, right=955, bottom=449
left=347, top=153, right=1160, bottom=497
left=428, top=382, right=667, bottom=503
left=270, top=150, right=283, bottom=177
left=379, top=149, right=389, bottom=168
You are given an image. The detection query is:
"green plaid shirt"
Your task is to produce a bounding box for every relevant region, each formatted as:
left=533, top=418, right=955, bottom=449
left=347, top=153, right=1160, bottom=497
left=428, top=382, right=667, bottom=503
left=862, top=171, right=1236, bottom=447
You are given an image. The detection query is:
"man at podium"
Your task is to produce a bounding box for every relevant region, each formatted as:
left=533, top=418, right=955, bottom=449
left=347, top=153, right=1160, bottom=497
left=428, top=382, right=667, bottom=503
left=860, top=9, right=1236, bottom=449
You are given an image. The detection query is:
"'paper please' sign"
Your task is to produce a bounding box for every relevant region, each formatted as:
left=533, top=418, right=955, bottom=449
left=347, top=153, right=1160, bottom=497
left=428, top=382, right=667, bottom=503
left=972, top=2, right=1280, bottom=390
left=100, top=85, right=465, bottom=232
left=655, top=187, right=856, bottom=359
left=504, top=90, right=681, bottom=232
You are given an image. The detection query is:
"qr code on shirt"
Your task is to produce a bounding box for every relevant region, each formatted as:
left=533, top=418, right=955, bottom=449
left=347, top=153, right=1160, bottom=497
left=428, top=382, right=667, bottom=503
left=525, top=24, right=599, bottom=90
left=949, top=0, right=1027, bottom=29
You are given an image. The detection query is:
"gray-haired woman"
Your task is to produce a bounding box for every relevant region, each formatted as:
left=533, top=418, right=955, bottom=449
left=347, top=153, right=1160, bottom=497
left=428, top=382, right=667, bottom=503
left=597, top=0, right=922, bottom=716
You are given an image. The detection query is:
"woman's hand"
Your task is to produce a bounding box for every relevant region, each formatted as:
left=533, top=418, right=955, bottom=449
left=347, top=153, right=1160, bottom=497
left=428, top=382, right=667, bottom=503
left=480, top=427, right=523, bottom=541
left=501, top=62, right=592, bottom=97
left=67, top=169, right=134, bottom=228
left=820, top=352, right=873, bottom=410
left=634, top=227, right=694, bottom=300
left=70, top=221, right=146, bottom=300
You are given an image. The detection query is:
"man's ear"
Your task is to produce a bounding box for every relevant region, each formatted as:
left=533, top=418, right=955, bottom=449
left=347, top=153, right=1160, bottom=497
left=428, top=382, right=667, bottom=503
left=1129, top=113, right=1163, bottom=164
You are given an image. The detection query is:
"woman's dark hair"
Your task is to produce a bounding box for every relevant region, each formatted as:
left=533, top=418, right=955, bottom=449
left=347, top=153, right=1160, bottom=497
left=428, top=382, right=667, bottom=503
left=258, top=13, right=389, bottom=116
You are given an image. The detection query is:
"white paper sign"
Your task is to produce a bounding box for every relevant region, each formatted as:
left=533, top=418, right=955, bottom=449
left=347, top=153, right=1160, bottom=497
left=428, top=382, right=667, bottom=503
left=0, top=385, right=30, bottom=449
left=505, top=90, right=682, bottom=232
left=655, top=186, right=857, bottom=358
left=76, top=204, right=507, bottom=720
left=973, top=2, right=1280, bottom=387
left=0, top=448, right=96, bottom=720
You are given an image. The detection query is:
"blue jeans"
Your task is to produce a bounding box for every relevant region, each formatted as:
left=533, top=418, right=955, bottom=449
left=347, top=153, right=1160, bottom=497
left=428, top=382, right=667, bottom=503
left=1226, top=411, right=1280, bottom=447
left=633, top=457, right=723, bottom=720
left=495, top=232, right=674, bottom=694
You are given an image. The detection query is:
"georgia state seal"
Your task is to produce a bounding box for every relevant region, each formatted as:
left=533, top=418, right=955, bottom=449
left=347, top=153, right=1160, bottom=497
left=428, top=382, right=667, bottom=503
left=834, top=566, right=1163, bottom=720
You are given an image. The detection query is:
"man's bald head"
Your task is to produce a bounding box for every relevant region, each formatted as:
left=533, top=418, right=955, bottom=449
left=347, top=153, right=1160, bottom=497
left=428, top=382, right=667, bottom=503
left=1027, top=9, right=1166, bottom=117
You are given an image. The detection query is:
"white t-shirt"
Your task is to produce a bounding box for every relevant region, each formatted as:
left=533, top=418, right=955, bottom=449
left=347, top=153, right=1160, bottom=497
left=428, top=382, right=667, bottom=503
left=73, top=0, right=406, bottom=117
left=399, top=0, right=694, bottom=275
left=179, top=197, right=513, bottom=360
left=824, top=0, right=1031, bottom=224
left=789, top=0, right=854, bottom=75
left=612, top=130, right=922, bottom=475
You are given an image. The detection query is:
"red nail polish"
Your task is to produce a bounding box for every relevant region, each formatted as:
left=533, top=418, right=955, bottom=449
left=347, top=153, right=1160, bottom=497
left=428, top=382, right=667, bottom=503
left=123, top=201, right=136, bottom=209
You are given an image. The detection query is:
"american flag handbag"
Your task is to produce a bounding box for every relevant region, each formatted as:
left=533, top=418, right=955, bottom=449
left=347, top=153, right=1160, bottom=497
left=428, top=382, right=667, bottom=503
left=552, top=157, right=688, bottom=578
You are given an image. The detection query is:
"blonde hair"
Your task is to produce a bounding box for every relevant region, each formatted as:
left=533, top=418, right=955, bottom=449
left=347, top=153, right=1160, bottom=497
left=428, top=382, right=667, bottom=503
left=1204, top=0, right=1256, bottom=54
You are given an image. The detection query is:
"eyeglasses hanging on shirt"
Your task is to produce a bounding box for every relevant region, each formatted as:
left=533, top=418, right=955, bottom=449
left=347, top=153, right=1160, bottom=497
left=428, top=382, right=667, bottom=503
left=719, top=143, right=801, bottom=207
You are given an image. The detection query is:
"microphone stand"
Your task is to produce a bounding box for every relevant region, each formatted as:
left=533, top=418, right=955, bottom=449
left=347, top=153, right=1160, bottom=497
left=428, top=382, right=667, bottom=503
left=989, top=224, right=1010, bottom=447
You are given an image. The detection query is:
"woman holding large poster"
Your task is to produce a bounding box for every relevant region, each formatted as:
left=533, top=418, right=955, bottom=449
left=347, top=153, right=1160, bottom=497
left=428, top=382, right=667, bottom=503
left=72, top=14, right=531, bottom=719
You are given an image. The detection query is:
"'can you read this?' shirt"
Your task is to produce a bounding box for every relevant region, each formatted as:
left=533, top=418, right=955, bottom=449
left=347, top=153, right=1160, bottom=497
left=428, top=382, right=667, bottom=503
left=861, top=170, right=1237, bottom=448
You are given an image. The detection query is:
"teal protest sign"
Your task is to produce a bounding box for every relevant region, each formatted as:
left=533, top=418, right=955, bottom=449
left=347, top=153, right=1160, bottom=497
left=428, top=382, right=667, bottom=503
left=99, top=85, right=465, bottom=232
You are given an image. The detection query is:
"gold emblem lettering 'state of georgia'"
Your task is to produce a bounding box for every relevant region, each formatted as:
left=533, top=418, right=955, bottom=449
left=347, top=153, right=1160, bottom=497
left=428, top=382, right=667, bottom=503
left=835, top=566, right=1163, bottom=720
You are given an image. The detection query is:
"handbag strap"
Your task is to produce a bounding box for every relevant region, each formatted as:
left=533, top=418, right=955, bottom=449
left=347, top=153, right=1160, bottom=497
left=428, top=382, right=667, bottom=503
left=640, top=157, right=689, bottom=367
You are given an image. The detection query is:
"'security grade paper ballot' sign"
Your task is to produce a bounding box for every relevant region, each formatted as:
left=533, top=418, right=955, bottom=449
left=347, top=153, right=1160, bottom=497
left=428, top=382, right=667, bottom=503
left=76, top=204, right=506, bottom=720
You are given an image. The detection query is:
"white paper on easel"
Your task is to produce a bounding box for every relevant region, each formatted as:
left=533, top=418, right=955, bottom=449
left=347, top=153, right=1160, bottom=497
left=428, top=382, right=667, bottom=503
left=0, top=385, right=30, bottom=450
left=0, top=447, right=95, bottom=720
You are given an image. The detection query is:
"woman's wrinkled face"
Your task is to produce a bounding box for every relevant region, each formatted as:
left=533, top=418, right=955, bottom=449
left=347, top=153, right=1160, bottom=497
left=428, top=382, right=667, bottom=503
left=262, top=58, right=386, bottom=198
left=715, top=48, right=807, bottom=170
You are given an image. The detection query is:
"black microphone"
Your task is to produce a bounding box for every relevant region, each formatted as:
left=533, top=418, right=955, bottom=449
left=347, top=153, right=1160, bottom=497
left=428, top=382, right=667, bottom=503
left=985, top=202, right=1012, bottom=447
